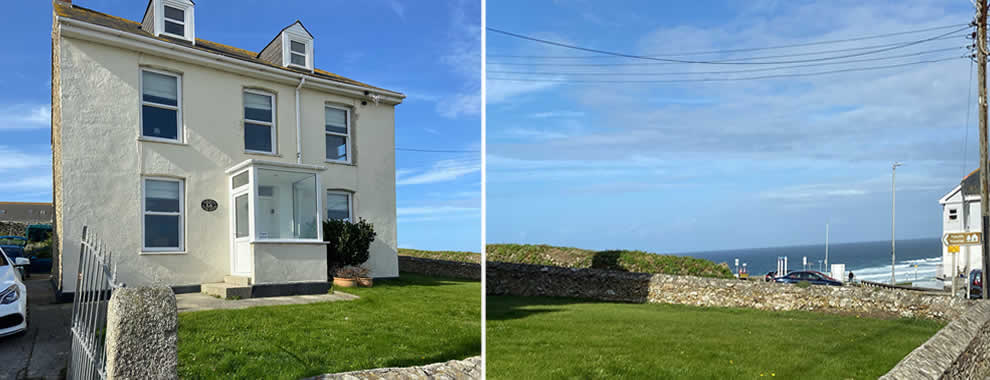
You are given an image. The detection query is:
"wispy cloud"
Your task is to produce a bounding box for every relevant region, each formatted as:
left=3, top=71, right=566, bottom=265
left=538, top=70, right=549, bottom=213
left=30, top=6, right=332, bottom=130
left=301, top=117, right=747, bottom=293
left=387, top=0, right=405, bottom=19
left=0, top=146, right=50, bottom=171
left=397, top=158, right=480, bottom=185
left=529, top=111, right=585, bottom=118
left=0, top=175, right=51, bottom=191
left=0, top=104, right=49, bottom=130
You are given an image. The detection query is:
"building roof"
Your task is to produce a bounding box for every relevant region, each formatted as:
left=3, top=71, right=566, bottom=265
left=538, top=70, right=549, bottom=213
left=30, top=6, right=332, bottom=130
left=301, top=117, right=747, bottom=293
left=53, top=1, right=399, bottom=95
left=0, top=202, right=52, bottom=207
left=962, top=168, right=981, bottom=196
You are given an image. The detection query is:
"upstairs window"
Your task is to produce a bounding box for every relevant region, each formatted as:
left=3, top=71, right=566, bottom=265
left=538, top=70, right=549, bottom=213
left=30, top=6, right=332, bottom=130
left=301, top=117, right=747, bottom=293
left=289, top=40, right=307, bottom=67
left=325, top=107, right=350, bottom=163
left=141, top=69, right=181, bottom=142
left=243, top=90, right=276, bottom=154
left=163, top=5, right=185, bottom=37
left=949, top=209, right=958, bottom=221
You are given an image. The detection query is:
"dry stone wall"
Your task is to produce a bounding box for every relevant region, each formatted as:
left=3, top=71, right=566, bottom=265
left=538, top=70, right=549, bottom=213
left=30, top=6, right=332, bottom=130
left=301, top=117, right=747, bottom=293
left=882, top=302, right=990, bottom=379
left=0, top=221, right=27, bottom=237
left=487, top=261, right=972, bottom=321
left=305, top=356, right=481, bottom=380
left=398, top=256, right=481, bottom=281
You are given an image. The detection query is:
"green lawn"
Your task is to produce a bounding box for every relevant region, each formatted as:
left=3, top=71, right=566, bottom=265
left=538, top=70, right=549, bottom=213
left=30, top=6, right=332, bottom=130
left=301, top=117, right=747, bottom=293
left=487, top=296, right=943, bottom=379
left=177, top=274, right=480, bottom=379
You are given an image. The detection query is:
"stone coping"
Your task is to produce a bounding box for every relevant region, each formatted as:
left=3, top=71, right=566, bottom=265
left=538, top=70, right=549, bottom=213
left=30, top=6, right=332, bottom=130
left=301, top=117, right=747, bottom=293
left=881, top=302, right=990, bottom=379
left=304, top=356, right=481, bottom=379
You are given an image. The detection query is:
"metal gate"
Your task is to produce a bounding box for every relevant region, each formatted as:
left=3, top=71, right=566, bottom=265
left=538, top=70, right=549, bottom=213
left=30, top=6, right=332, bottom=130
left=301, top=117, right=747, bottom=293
left=69, top=226, right=124, bottom=380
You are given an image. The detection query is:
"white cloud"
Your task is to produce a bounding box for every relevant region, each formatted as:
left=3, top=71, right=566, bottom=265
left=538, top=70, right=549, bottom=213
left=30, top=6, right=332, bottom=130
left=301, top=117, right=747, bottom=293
left=398, top=205, right=478, bottom=216
left=0, top=175, right=51, bottom=191
left=397, top=158, right=480, bottom=185
left=388, top=0, right=405, bottom=19
left=0, top=105, right=49, bottom=130
left=0, top=146, right=50, bottom=171
left=529, top=111, right=585, bottom=118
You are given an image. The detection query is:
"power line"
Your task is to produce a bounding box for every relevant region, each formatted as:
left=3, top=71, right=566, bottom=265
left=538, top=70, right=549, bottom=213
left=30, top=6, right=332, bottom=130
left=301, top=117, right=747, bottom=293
left=488, top=23, right=969, bottom=59
left=488, top=47, right=964, bottom=76
left=487, top=56, right=964, bottom=84
left=396, top=148, right=480, bottom=153
left=487, top=33, right=967, bottom=66
left=486, top=26, right=970, bottom=65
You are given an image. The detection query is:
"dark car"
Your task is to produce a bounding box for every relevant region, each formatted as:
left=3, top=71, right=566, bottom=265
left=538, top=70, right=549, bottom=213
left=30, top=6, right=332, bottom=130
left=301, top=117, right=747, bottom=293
left=773, top=270, right=842, bottom=286
left=968, top=269, right=983, bottom=299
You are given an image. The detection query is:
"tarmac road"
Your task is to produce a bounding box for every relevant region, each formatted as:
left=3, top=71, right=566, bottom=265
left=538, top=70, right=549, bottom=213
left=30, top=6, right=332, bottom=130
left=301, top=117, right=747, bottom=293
left=0, top=274, right=71, bottom=380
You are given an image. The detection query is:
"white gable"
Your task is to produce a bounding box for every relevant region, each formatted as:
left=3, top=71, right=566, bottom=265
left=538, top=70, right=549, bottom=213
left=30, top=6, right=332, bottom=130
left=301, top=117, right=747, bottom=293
left=281, top=22, right=314, bottom=71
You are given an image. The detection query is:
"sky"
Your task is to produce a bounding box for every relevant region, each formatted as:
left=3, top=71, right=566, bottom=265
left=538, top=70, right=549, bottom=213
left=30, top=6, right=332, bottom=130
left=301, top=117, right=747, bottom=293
left=0, top=1, right=481, bottom=252
left=486, top=0, right=978, bottom=254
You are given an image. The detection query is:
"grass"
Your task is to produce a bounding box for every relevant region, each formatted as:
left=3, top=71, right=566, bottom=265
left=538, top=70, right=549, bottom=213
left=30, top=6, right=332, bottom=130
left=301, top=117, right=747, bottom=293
left=486, top=243, right=733, bottom=278
left=487, top=296, right=943, bottom=379
left=177, top=274, right=480, bottom=379
left=398, top=248, right=481, bottom=263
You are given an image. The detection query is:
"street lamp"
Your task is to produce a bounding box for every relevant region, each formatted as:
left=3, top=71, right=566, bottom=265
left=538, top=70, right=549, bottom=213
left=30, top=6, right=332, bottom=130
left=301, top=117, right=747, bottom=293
left=891, top=162, right=903, bottom=285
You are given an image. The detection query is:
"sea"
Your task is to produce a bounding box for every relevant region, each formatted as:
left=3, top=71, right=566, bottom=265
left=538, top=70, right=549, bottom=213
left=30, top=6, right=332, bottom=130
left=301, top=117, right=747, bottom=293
left=683, top=237, right=942, bottom=286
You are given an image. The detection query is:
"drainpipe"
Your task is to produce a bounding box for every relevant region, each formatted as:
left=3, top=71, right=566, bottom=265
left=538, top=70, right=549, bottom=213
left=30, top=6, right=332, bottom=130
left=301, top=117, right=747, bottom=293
left=295, top=76, right=306, bottom=164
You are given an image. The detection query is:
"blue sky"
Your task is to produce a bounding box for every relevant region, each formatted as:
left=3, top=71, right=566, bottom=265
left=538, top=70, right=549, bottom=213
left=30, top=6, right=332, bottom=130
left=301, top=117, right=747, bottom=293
left=0, top=1, right=480, bottom=252
left=486, top=0, right=976, bottom=253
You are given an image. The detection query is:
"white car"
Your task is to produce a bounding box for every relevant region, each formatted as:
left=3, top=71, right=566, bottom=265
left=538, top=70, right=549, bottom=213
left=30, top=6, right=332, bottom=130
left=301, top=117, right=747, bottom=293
left=0, top=247, right=28, bottom=337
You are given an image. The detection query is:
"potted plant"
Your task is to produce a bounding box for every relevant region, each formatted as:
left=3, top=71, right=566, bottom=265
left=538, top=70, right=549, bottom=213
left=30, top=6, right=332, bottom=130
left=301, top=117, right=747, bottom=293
left=356, top=266, right=373, bottom=287
left=333, top=266, right=363, bottom=288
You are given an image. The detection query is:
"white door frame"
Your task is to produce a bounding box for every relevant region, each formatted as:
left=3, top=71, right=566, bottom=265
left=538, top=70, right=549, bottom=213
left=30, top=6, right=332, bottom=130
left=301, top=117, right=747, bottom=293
left=229, top=169, right=253, bottom=276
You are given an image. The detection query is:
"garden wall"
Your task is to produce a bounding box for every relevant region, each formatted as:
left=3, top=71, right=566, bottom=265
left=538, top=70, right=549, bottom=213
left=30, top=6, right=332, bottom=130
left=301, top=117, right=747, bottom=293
left=882, top=302, right=990, bottom=379
left=398, top=256, right=481, bottom=280
left=0, top=221, right=27, bottom=236
left=306, top=356, right=481, bottom=379
left=487, top=261, right=972, bottom=321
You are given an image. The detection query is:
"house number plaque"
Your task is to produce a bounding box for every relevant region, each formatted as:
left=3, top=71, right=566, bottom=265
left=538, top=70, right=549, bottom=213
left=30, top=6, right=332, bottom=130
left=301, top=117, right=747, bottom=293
left=201, top=199, right=218, bottom=212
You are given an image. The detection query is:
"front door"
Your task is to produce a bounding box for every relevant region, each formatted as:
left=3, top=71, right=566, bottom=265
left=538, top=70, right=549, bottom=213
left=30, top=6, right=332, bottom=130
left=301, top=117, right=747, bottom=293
left=231, top=191, right=252, bottom=275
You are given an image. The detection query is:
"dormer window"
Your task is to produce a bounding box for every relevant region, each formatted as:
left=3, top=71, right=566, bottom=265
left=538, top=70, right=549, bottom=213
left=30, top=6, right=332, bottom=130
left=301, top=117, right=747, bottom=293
left=147, top=0, right=195, bottom=43
left=289, top=40, right=308, bottom=67
left=163, top=6, right=185, bottom=36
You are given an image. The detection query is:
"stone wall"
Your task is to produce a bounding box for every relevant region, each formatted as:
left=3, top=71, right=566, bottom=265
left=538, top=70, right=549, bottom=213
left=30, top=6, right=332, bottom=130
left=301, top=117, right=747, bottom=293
left=882, top=302, right=990, bottom=379
left=105, top=286, right=178, bottom=380
left=305, top=356, right=481, bottom=379
left=487, top=261, right=972, bottom=321
left=0, top=221, right=27, bottom=237
left=399, top=256, right=481, bottom=281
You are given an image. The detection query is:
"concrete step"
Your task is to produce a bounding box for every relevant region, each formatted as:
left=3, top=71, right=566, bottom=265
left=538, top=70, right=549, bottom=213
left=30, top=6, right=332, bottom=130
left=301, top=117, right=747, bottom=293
left=201, top=282, right=252, bottom=300
left=224, top=275, right=252, bottom=286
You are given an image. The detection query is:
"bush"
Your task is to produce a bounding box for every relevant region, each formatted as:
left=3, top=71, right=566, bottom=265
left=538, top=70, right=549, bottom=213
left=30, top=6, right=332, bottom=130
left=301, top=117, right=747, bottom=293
left=797, top=280, right=811, bottom=289
left=323, top=218, right=376, bottom=276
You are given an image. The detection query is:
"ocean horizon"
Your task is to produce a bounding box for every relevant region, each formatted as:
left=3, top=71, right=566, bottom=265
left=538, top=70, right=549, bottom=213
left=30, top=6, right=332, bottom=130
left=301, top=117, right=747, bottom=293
left=681, top=237, right=942, bottom=284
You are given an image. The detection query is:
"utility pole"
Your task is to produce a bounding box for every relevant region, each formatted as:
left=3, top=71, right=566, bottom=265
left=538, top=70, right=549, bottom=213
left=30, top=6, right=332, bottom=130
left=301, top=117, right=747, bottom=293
left=891, top=162, right=902, bottom=285
left=978, top=0, right=990, bottom=300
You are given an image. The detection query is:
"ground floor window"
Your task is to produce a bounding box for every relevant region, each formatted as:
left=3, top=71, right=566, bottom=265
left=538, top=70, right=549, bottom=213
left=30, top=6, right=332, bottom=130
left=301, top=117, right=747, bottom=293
left=327, top=191, right=352, bottom=221
left=142, top=177, right=184, bottom=251
left=254, top=168, right=318, bottom=240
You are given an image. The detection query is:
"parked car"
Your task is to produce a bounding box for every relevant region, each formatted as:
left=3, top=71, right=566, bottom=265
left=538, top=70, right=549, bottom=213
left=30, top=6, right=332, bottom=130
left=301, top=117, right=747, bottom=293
left=0, top=247, right=28, bottom=337
left=968, top=269, right=983, bottom=299
left=0, top=245, right=29, bottom=279
left=773, top=270, right=842, bottom=286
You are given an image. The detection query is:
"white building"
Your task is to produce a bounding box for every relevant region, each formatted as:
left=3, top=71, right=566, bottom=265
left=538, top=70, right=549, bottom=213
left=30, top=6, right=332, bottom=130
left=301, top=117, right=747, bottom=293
left=51, top=0, right=404, bottom=299
left=938, top=169, right=982, bottom=285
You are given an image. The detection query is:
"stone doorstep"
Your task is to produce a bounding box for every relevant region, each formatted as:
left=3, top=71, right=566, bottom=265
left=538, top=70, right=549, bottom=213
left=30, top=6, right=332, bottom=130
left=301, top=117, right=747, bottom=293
left=224, top=275, right=252, bottom=286
left=201, top=282, right=252, bottom=300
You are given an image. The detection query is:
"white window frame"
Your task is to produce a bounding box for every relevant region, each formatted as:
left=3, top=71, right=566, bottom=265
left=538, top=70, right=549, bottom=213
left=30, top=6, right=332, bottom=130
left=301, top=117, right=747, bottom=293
left=281, top=29, right=313, bottom=70
left=288, top=39, right=308, bottom=69
left=243, top=89, right=277, bottom=155
left=156, top=0, right=195, bottom=42
left=141, top=176, right=185, bottom=253
left=326, top=190, right=353, bottom=221
left=139, top=68, right=183, bottom=143
left=325, top=105, right=352, bottom=164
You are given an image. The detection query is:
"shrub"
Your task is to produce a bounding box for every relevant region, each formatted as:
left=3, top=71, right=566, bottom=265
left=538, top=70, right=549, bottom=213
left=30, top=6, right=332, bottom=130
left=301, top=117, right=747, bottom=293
left=797, top=280, right=811, bottom=289
left=323, top=218, right=376, bottom=276
left=335, top=265, right=369, bottom=279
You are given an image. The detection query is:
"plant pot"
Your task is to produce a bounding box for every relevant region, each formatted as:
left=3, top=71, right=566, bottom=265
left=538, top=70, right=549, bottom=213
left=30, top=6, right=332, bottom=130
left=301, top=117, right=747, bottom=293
left=358, top=277, right=373, bottom=287
left=333, top=277, right=358, bottom=288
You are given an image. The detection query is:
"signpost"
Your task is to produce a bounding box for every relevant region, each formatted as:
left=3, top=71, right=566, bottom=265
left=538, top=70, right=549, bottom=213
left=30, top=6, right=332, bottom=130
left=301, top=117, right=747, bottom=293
left=945, top=232, right=982, bottom=298
left=944, top=232, right=983, bottom=246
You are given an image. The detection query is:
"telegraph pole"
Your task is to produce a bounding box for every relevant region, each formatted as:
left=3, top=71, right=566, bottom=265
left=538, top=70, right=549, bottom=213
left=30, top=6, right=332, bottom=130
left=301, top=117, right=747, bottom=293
left=978, top=0, right=990, bottom=300
left=891, top=162, right=902, bottom=285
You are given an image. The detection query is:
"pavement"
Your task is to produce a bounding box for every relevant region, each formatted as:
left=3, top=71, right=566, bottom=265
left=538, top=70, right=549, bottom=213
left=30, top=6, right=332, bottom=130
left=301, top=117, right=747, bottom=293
left=176, top=290, right=358, bottom=313
left=0, top=274, right=72, bottom=380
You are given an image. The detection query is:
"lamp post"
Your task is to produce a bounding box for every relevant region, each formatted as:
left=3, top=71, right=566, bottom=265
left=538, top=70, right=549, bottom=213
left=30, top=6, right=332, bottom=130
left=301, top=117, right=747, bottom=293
left=891, top=162, right=903, bottom=285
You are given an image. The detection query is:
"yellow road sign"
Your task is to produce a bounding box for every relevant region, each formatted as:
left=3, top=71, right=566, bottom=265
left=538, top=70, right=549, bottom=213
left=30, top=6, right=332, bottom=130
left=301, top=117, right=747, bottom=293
left=948, top=245, right=960, bottom=253
left=944, top=232, right=982, bottom=246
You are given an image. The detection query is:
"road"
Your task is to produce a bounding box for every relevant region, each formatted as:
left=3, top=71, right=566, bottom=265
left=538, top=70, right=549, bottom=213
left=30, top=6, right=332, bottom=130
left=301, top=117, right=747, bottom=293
left=0, top=274, right=71, bottom=380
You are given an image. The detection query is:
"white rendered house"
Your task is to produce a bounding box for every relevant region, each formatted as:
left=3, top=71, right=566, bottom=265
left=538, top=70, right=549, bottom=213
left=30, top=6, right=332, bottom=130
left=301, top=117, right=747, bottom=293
left=51, top=0, right=403, bottom=298
left=938, top=169, right=983, bottom=285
